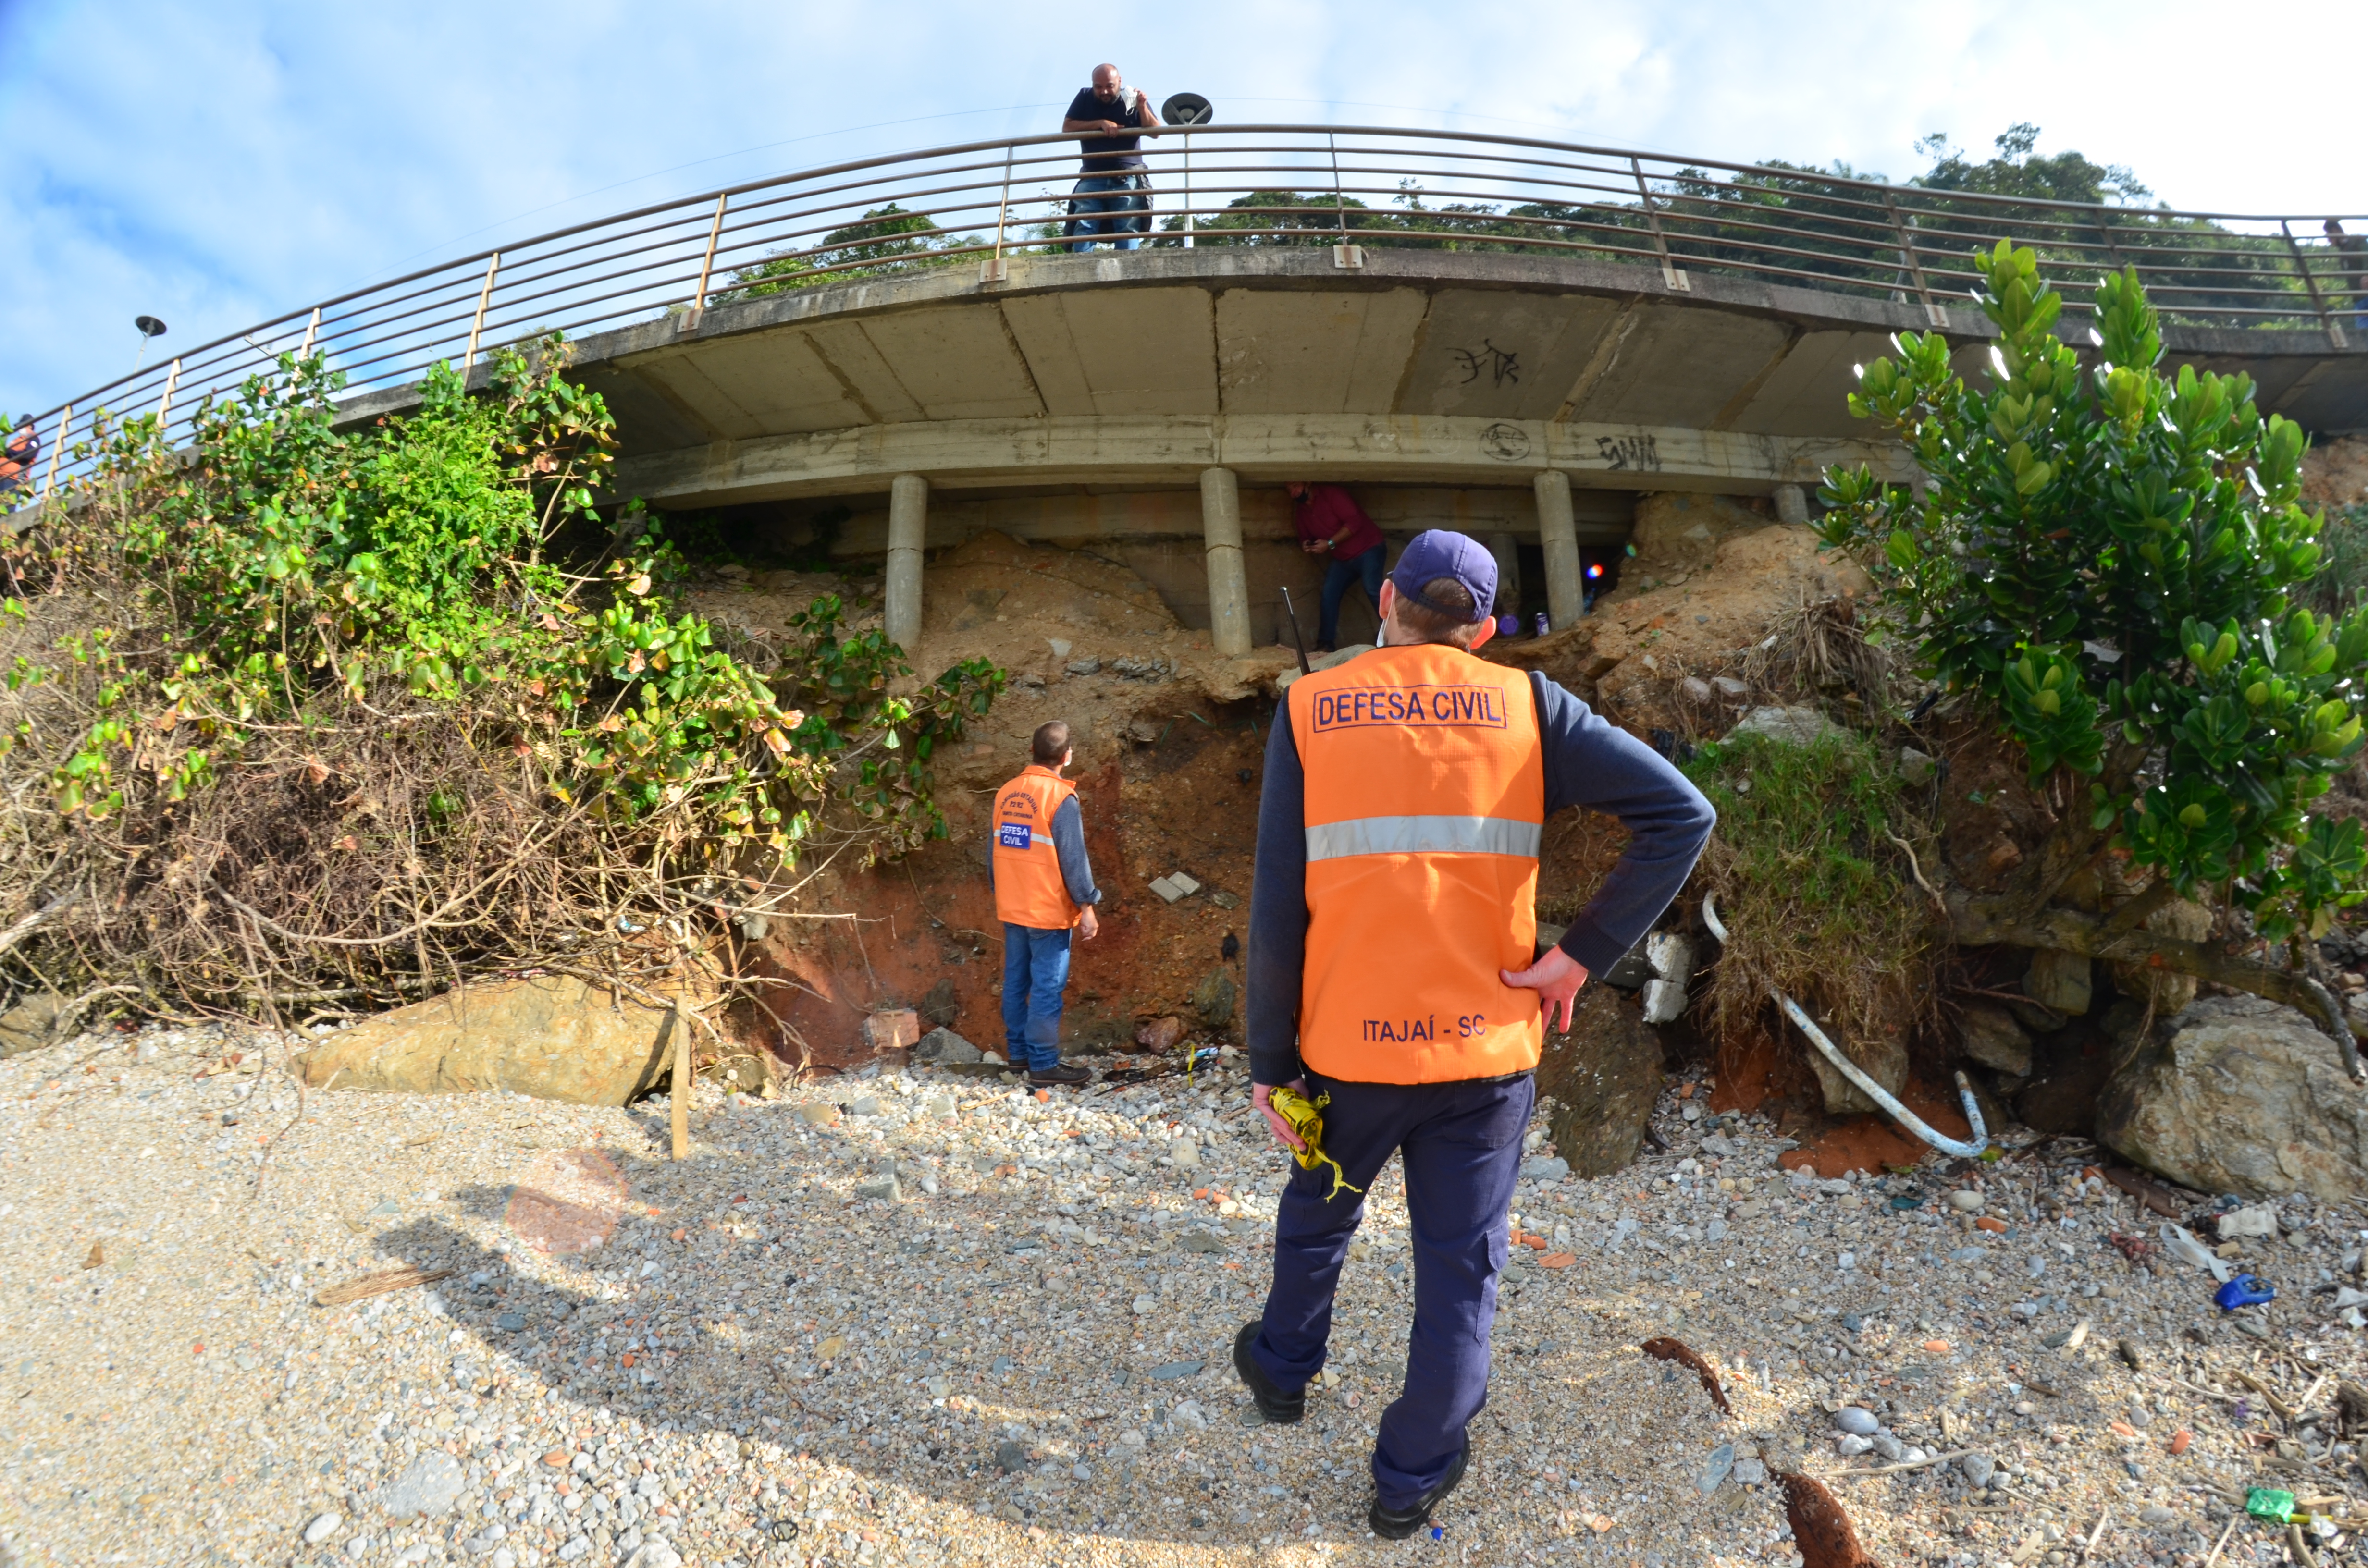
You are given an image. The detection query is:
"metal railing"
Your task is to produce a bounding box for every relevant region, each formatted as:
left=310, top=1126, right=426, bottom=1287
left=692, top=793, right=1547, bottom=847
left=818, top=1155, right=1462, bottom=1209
left=17, top=123, right=2367, bottom=503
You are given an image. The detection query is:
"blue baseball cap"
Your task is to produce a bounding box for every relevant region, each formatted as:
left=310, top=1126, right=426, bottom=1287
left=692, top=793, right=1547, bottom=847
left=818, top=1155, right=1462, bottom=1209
left=1389, top=529, right=1498, bottom=623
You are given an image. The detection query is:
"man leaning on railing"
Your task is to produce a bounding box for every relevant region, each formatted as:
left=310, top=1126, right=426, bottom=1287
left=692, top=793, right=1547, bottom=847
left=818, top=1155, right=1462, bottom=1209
left=1061, top=62, right=1159, bottom=253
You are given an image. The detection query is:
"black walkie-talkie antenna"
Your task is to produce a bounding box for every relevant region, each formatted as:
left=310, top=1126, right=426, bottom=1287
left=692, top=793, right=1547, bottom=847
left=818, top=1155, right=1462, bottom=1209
left=1279, top=587, right=1313, bottom=676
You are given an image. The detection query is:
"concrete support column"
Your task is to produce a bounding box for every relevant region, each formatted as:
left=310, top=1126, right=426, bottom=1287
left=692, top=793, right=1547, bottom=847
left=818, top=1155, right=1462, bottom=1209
left=1535, top=469, right=1584, bottom=630
left=885, top=473, right=928, bottom=652
left=1485, top=532, right=1521, bottom=623
left=1199, top=466, right=1252, bottom=657
left=1774, top=483, right=1809, bottom=525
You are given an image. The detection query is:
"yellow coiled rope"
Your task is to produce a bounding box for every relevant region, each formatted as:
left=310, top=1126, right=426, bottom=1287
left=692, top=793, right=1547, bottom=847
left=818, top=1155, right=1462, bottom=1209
left=1268, top=1086, right=1363, bottom=1201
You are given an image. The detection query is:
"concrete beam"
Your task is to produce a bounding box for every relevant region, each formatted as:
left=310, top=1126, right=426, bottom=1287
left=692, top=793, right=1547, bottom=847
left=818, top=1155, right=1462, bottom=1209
left=1200, top=467, right=1252, bottom=659
left=885, top=474, right=927, bottom=652
left=613, top=413, right=1912, bottom=509
left=1534, top=471, right=1584, bottom=631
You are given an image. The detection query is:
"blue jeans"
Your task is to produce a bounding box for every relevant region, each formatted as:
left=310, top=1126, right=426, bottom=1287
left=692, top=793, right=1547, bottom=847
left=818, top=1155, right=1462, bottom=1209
left=1318, top=543, right=1387, bottom=648
left=1067, top=176, right=1147, bottom=252
left=1000, top=922, right=1073, bottom=1069
left=1248, top=1070, right=1534, bottom=1509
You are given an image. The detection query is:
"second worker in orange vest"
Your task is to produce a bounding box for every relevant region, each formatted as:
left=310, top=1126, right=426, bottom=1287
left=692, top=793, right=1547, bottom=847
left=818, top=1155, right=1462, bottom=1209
left=989, top=720, right=1103, bottom=1087
left=1231, top=529, right=1714, bottom=1539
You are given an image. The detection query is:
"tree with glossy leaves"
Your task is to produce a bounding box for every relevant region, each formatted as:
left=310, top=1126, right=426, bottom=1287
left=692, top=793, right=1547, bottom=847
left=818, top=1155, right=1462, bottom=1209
left=1820, top=239, right=2368, bottom=1054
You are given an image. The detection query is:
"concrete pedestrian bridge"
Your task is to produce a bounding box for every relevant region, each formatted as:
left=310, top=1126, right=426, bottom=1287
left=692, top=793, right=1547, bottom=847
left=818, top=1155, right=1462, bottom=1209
left=29, top=125, right=2368, bottom=649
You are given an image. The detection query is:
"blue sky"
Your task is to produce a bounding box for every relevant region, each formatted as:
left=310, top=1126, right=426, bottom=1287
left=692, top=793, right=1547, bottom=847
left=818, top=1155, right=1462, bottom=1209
left=4, top=0, right=2361, bottom=418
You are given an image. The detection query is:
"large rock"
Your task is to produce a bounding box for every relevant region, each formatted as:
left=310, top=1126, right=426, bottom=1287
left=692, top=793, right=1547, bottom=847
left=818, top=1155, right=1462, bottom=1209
left=2096, top=994, right=2368, bottom=1201
left=2023, top=948, right=2093, bottom=1016
left=2104, top=897, right=2214, bottom=1015
left=1802, top=1021, right=1910, bottom=1118
left=296, top=975, right=685, bottom=1104
left=1536, top=986, right=1664, bottom=1177
left=1956, top=1001, right=2032, bottom=1078
left=0, top=992, right=64, bottom=1059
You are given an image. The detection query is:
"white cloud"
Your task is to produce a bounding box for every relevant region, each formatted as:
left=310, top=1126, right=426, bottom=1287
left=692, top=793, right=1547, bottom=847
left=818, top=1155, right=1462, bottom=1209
left=3, top=0, right=2360, bottom=416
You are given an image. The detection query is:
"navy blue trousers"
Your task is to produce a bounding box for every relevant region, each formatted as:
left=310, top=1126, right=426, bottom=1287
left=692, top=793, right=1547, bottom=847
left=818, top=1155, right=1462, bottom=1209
left=1249, top=1070, right=1533, bottom=1508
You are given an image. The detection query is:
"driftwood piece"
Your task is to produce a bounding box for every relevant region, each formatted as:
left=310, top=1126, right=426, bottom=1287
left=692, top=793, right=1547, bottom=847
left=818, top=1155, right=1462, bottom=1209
left=313, top=1265, right=454, bottom=1307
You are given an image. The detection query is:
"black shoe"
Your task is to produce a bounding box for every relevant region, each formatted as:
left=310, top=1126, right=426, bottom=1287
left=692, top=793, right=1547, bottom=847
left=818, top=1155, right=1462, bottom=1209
left=1028, top=1062, right=1090, bottom=1087
left=1368, top=1436, right=1471, bottom=1540
left=1232, top=1322, right=1305, bottom=1425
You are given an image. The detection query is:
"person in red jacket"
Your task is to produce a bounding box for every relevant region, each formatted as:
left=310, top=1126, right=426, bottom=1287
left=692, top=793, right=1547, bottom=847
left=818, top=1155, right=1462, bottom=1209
left=988, top=721, right=1103, bottom=1086
left=1287, top=481, right=1386, bottom=651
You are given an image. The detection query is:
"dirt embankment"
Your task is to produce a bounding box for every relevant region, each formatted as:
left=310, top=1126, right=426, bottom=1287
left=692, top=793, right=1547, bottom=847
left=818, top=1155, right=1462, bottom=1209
left=2304, top=432, right=2368, bottom=512
left=700, top=531, right=1297, bottom=1071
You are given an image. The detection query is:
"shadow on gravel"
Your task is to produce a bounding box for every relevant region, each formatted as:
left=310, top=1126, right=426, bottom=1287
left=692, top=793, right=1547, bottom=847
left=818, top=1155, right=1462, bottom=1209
left=356, top=1109, right=1286, bottom=1555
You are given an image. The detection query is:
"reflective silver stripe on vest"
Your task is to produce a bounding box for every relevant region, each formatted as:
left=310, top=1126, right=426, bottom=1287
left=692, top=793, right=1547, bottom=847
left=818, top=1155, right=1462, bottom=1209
left=1304, top=815, right=1542, bottom=862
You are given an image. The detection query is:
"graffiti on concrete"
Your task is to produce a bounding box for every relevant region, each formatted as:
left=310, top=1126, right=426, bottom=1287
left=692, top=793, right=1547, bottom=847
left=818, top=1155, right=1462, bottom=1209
left=1480, top=423, right=1533, bottom=462
left=1595, top=433, right=1662, bottom=472
left=1450, top=340, right=1521, bottom=389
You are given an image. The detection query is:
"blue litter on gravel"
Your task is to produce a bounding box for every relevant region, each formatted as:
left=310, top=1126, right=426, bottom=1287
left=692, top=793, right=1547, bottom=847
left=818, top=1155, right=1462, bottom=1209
left=1150, top=1361, right=1204, bottom=1380
left=991, top=1356, right=1014, bottom=1373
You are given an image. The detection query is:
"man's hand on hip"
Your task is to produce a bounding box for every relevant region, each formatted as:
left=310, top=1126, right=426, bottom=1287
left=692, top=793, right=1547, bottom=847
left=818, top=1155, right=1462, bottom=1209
left=1252, top=1080, right=1307, bottom=1153
left=1077, top=906, right=1100, bottom=942
left=1502, top=946, right=1589, bottom=1033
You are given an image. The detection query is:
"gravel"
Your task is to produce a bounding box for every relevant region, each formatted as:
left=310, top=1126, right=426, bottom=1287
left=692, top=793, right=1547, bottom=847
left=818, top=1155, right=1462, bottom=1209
left=4, top=1025, right=2366, bottom=1566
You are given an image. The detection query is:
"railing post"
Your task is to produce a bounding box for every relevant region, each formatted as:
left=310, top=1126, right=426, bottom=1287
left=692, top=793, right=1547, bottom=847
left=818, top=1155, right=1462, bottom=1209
left=1882, top=189, right=1944, bottom=328
left=1182, top=130, right=1195, bottom=249
left=685, top=195, right=729, bottom=331
left=1628, top=158, right=1688, bottom=292
left=37, top=404, right=70, bottom=506
left=298, top=306, right=321, bottom=359
left=2281, top=220, right=2347, bottom=350
left=983, top=145, right=1013, bottom=283
left=1329, top=134, right=1362, bottom=269
left=459, top=251, right=502, bottom=383
left=153, top=359, right=181, bottom=435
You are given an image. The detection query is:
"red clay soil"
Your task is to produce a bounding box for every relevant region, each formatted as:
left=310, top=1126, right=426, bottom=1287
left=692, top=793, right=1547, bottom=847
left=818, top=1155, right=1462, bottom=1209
left=1772, top=1075, right=1976, bottom=1178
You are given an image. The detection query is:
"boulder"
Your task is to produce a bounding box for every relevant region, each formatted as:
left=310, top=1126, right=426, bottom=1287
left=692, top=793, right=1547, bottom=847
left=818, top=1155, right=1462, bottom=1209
left=2104, top=897, right=2214, bottom=1015
left=913, top=1027, right=982, bottom=1065
left=1191, top=969, right=1237, bottom=1030
left=2096, top=993, right=2368, bottom=1202
left=1956, top=1002, right=2033, bottom=1078
left=0, top=991, right=65, bottom=1059
left=1803, top=1023, right=1910, bottom=1118
left=1535, top=986, right=1664, bottom=1178
left=296, top=975, right=684, bottom=1105
left=1134, top=1015, right=1185, bottom=1054
left=2023, top=948, right=2093, bottom=1016
left=1728, top=706, right=1845, bottom=747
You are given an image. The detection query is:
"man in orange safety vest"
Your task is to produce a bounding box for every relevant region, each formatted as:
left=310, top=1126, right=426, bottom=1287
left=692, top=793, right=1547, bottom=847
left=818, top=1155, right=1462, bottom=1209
left=1232, top=528, right=1714, bottom=1538
left=989, top=720, right=1103, bottom=1087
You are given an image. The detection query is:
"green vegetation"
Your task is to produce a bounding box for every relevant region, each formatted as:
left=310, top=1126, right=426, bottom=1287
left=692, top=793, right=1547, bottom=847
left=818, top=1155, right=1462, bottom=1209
left=1680, top=731, right=1937, bottom=1054
left=1820, top=241, right=2368, bottom=1038
left=0, top=340, right=999, bottom=1019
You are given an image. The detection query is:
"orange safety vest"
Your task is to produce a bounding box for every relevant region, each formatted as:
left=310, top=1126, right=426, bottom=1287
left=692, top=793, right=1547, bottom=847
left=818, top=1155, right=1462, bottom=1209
left=1285, top=643, right=1545, bottom=1083
left=993, top=765, right=1082, bottom=930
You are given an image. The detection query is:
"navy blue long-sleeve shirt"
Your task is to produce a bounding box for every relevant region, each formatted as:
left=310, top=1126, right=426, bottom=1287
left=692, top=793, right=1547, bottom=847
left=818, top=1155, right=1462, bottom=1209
left=986, top=794, right=1102, bottom=916
left=1246, top=665, right=1714, bottom=1086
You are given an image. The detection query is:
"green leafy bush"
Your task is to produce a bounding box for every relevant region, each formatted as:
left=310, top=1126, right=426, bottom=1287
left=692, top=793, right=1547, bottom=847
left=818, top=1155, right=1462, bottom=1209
left=1820, top=241, right=2368, bottom=1038
left=0, top=340, right=999, bottom=1019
